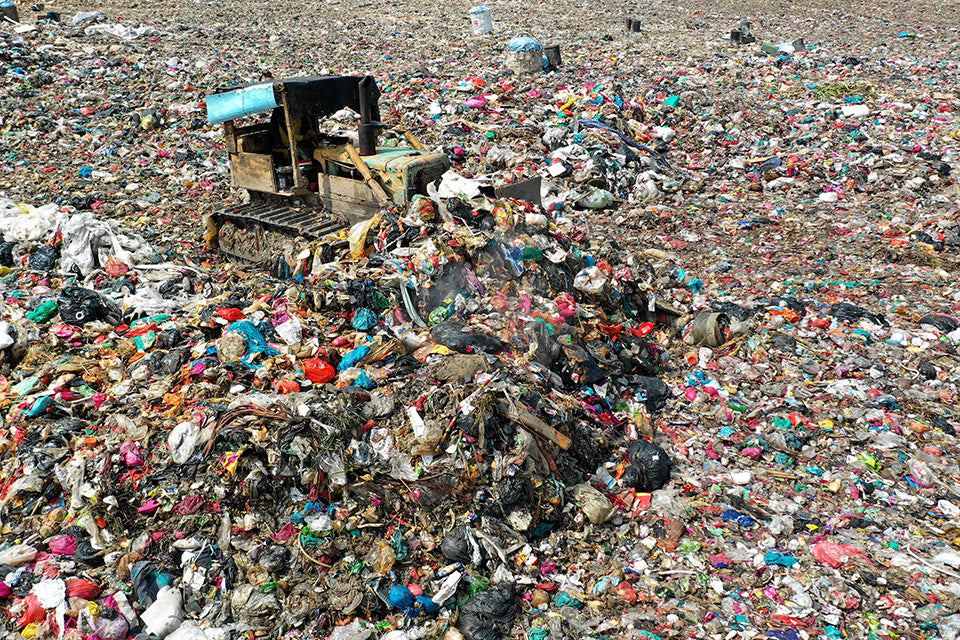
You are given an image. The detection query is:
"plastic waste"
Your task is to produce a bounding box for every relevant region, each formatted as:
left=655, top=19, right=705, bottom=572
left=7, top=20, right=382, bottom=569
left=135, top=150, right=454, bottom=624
left=459, top=583, right=516, bottom=640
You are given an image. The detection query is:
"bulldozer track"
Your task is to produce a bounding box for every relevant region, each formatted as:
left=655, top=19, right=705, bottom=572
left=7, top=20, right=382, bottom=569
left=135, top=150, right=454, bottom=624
left=211, top=202, right=347, bottom=264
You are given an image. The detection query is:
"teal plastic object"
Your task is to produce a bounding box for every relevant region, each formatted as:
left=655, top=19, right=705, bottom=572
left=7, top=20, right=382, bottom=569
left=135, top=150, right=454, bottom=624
left=206, top=83, right=279, bottom=124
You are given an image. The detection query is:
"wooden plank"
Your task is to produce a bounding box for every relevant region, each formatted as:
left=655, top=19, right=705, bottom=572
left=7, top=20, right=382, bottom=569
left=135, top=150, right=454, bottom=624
left=280, top=87, right=304, bottom=190
left=496, top=398, right=572, bottom=449
left=223, top=121, right=237, bottom=153
left=345, top=143, right=390, bottom=206
left=230, top=152, right=277, bottom=193
left=317, top=174, right=380, bottom=222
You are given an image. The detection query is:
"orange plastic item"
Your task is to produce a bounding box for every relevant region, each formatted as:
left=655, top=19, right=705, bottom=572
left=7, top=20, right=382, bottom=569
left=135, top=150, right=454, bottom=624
left=216, top=308, right=244, bottom=322
left=303, top=359, right=336, bottom=384
left=275, top=379, right=301, bottom=394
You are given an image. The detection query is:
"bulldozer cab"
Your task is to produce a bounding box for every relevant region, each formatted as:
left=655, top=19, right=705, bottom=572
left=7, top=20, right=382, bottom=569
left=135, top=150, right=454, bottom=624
left=206, top=75, right=449, bottom=220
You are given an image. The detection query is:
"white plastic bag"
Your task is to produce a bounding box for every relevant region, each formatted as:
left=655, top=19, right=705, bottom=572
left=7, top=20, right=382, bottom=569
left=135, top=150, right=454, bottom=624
left=0, top=544, right=37, bottom=566
left=168, top=421, right=200, bottom=464
left=573, top=266, right=607, bottom=294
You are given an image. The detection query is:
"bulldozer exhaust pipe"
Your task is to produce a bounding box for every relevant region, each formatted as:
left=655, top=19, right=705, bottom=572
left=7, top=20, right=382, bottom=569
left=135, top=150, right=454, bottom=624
left=358, top=76, right=377, bottom=156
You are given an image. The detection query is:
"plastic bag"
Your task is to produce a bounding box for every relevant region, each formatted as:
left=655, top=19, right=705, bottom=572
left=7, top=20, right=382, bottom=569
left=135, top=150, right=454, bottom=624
left=0, top=321, right=14, bottom=349
left=58, top=287, right=121, bottom=325
left=684, top=312, right=731, bottom=347
left=65, top=578, right=100, bottom=600
left=574, top=187, right=614, bottom=209
left=441, top=526, right=485, bottom=566
left=0, top=543, right=38, bottom=566
left=348, top=215, right=380, bottom=259
left=168, top=421, right=200, bottom=464
left=48, top=535, right=76, bottom=555
left=0, top=241, right=15, bottom=266
left=328, top=619, right=375, bottom=640
left=274, top=316, right=302, bottom=345
left=303, top=358, right=336, bottom=384
left=389, top=585, right=414, bottom=609
left=507, top=36, right=542, bottom=51
left=338, top=345, right=371, bottom=371
left=622, top=440, right=672, bottom=492
left=526, top=320, right=561, bottom=366
left=459, top=583, right=517, bottom=640
left=919, top=313, right=958, bottom=333
left=633, top=376, right=673, bottom=413
left=78, top=608, right=128, bottom=640
left=810, top=542, right=870, bottom=568
left=572, top=484, right=615, bottom=524
left=28, top=244, right=58, bottom=271
left=165, top=623, right=206, bottom=640
left=430, top=320, right=505, bottom=354
left=828, top=302, right=885, bottom=326
left=140, top=586, right=184, bottom=638
left=366, top=541, right=397, bottom=575
left=352, top=308, right=378, bottom=331
left=226, top=321, right=280, bottom=361
left=573, top=266, right=607, bottom=294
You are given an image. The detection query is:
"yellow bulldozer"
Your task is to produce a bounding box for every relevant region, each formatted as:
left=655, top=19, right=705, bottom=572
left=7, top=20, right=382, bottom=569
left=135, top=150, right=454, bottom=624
left=204, top=75, right=450, bottom=264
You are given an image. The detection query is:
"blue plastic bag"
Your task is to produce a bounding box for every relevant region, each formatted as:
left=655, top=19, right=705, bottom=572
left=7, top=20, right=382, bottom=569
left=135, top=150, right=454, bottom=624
left=338, top=345, right=370, bottom=370
left=352, top=308, right=378, bottom=331
left=508, top=36, right=542, bottom=52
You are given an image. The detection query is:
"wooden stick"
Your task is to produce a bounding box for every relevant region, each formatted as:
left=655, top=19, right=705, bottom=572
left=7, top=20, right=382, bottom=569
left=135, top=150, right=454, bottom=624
left=345, top=143, right=390, bottom=206
left=403, top=131, right=426, bottom=150
left=280, top=87, right=304, bottom=191
left=496, top=398, right=571, bottom=449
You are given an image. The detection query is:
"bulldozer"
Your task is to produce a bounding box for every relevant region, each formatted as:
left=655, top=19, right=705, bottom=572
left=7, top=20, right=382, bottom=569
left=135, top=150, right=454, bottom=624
left=203, top=75, right=450, bottom=265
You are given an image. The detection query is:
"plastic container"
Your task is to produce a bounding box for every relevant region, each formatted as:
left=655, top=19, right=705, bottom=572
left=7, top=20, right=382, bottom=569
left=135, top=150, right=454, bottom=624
left=506, top=51, right=542, bottom=74
left=544, top=44, right=562, bottom=69
left=468, top=6, right=492, bottom=35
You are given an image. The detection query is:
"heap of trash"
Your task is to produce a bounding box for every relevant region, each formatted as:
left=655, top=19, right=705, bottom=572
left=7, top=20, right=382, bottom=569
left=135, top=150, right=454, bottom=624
left=3, top=0, right=960, bottom=639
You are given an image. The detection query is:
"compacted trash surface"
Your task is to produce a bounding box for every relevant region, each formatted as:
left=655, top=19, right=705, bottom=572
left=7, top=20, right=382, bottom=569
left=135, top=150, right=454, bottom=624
left=2, top=0, right=960, bottom=638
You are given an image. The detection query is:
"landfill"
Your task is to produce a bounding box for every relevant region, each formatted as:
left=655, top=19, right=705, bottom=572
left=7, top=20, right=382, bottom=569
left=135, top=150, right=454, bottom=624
left=2, top=0, right=960, bottom=638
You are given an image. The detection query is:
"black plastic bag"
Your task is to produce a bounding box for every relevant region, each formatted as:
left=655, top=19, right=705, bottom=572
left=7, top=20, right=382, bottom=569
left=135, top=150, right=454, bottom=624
left=74, top=540, right=104, bottom=567
left=622, top=440, right=671, bottom=492
left=918, top=361, right=938, bottom=380
left=28, top=245, right=58, bottom=271
left=710, top=301, right=758, bottom=322
left=70, top=194, right=97, bottom=210
left=918, top=314, right=958, bottom=333
left=431, top=320, right=505, bottom=354
left=154, top=349, right=187, bottom=377
left=0, top=241, right=16, bottom=267
left=259, top=545, right=290, bottom=572
left=459, top=582, right=516, bottom=640
left=59, top=287, right=121, bottom=325
left=526, top=320, right=561, bottom=367
left=771, top=333, right=797, bottom=354
left=934, top=417, right=956, bottom=436
left=440, top=525, right=485, bottom=566
left=632, top=376, right=672, bottom=413
left=829, top=302, right=885, bottom=326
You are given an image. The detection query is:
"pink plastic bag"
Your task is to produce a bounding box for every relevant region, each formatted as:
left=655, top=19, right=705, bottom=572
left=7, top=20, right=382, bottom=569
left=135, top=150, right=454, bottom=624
left=47, top=535, right=76, bottom=555
left=811, top=542, right=870, bottom=568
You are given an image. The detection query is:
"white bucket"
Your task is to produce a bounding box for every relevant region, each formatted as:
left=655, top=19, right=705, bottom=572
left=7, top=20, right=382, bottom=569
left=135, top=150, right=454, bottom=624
left=505, top=50, right=541, bottom=74
left=469, top=6, right=493, bottom=35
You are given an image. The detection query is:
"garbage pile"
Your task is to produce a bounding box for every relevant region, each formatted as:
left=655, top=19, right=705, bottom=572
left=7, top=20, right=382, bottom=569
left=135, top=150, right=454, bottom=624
left=2, top=0, right=960, bottom=639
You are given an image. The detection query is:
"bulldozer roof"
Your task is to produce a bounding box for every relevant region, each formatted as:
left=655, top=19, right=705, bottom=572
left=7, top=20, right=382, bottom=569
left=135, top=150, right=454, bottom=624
left=206, top=75, right=381, bottom=125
